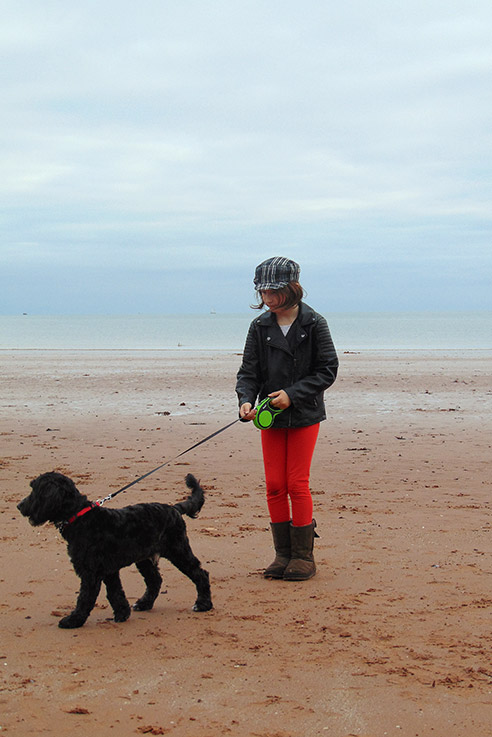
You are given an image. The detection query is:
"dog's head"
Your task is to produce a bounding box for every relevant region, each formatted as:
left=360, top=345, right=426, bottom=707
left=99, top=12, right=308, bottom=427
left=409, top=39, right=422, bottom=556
left=17, top=472, right=82, bottom=526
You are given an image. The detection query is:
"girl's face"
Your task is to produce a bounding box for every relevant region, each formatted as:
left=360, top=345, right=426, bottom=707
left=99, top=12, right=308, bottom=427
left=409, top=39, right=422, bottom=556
left=260, top=289, right=283, bottom=311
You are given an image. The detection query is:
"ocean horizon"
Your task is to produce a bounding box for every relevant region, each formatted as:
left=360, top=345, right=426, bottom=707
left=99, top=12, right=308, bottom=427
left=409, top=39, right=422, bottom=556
left=1, top=311, right=491, bottom=352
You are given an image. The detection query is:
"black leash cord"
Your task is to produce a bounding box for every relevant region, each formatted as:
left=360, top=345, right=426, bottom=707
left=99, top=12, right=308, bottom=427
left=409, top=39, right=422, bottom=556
left=100, top=418, right=240, bottom=503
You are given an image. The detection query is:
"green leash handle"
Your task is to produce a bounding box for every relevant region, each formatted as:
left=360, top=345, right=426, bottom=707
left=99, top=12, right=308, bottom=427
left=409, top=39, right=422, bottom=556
left=253, top=396, right=285, bottom=429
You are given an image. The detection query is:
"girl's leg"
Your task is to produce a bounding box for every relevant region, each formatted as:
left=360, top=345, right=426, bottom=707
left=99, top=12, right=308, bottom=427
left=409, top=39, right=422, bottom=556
left=261, top=428, right=290, bottom=523
left=286, top=424, right=320, bottom=527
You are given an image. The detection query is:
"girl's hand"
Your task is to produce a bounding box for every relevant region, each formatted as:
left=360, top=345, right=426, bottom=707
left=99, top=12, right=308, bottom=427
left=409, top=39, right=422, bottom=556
left=240, top=402, right=256, bottom=421
left=268, top=390, right=291, bottom=410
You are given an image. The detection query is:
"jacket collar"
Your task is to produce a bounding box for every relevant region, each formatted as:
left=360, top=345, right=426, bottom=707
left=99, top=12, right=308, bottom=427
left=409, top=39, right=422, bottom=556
left=255, top=302, right=316, bottom=352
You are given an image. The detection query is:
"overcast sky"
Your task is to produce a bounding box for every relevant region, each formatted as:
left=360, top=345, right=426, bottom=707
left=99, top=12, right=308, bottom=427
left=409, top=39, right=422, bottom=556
left=1, top=0, right=491, bottom=314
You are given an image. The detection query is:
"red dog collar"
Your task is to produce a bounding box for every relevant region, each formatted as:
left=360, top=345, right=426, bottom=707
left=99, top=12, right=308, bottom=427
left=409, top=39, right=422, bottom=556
left=66, top=503, right=99, bottom=526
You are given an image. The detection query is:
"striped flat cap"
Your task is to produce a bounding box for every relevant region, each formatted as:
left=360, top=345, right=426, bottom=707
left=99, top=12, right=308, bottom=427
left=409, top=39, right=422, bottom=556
left=253, top=256, right=300, bottom=291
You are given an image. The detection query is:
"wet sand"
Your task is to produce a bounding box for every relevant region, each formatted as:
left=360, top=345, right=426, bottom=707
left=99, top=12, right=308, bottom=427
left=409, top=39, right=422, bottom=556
left=1, top=349, right=491, bottom=736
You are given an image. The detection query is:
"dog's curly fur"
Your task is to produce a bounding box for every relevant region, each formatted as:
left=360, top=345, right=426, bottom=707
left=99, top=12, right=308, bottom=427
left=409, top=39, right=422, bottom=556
left=17, top=471, right=212, bottom=628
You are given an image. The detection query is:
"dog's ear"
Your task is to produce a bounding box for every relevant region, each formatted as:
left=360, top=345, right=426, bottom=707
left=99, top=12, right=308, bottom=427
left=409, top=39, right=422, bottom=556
left=58, top=475, right=79, bottom=497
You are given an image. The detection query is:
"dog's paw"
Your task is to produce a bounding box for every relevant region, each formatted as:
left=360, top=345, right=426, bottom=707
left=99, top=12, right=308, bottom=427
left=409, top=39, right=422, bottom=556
left=58, top=613, right=86, bottom=629
left=193, top=599, right=213, bottom=612
left=114, top=607, right=131, bottom=622
left=133, top=599, right=154, bottom=612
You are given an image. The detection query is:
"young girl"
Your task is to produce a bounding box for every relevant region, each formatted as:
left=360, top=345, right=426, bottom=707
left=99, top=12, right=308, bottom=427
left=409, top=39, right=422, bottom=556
left=236, top=257, right=338, bottom=580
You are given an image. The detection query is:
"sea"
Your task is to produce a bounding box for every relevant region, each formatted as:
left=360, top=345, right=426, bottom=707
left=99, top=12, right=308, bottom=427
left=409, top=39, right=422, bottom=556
left=0, top=312, right=491, bottom=351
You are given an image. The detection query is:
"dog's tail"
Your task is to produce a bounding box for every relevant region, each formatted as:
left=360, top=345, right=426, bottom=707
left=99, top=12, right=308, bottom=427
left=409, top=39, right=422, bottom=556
left=174, top=474, right=205, bottom=519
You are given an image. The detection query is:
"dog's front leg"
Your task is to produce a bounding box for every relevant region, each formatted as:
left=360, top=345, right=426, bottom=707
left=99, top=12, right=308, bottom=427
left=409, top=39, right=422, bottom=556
left=104, top=572, right=131, bottom=622
left=58, top=576, right=102, bottom=629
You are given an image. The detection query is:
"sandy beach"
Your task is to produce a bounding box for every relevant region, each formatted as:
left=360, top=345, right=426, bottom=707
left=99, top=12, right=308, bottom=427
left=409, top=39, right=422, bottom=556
left=1, top=348, right=491, bottom=737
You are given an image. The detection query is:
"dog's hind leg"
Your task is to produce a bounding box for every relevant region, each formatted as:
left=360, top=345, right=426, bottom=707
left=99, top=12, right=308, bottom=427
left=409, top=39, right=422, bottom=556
left=133, top=559, right=162, bottom=611
left=58, top=576, right=102, bottom=629
left=164, top=543, right=213, bottom=612
left=104, top=572, right=132, bottom=622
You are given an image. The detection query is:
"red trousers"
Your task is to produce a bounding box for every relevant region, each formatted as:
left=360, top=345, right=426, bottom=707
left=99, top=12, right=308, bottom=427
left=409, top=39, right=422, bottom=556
left=260, top=424, right=320, bottom=527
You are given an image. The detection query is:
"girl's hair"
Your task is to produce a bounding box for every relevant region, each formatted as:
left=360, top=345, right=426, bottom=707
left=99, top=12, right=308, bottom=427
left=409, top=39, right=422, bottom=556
left=253, top=281, right=305, bottom=311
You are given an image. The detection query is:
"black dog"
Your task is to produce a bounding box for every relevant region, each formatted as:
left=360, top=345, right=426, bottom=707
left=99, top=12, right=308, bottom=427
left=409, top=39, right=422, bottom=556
left=17, top=471, right=212, bottom=628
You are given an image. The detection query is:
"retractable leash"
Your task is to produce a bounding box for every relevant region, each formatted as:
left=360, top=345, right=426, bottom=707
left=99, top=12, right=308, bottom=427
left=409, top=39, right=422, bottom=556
left=96, top=418, right=240, bottom=506
left=96, top=400, right=285, bottom=507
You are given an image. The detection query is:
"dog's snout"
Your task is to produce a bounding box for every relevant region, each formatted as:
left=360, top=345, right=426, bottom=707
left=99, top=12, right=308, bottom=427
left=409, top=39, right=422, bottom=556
left=17, top=498, right=29, bottom=515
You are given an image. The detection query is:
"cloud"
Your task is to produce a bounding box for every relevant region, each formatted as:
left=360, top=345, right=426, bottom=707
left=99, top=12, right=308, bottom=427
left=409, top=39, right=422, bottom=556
left=1, top=0, right=491, bottom=312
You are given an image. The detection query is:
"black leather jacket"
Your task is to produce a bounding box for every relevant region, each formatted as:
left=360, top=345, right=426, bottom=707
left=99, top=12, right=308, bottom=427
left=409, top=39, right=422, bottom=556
left=236, top=302, right=338, bottom=428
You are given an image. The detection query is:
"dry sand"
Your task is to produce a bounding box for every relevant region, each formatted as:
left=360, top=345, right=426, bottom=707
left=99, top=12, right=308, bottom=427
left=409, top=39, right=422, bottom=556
left=1, top=348, right=491, bottom=737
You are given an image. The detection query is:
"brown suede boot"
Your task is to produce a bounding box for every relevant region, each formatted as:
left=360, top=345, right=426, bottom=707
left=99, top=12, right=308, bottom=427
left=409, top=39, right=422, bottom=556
left=264, top=521, right=291, bottom=579
left=283, top=520, right=316, bottom=581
